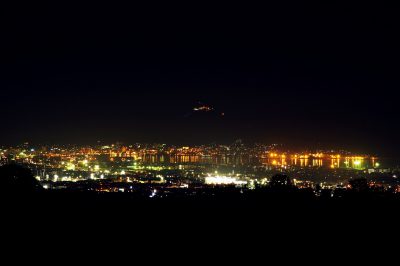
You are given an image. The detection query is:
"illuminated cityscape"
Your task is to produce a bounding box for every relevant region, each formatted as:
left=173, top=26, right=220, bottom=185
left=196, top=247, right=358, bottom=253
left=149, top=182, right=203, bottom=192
left=2, top=2, right=400, bottom=246
left=1, top=141, right=399, bottom=198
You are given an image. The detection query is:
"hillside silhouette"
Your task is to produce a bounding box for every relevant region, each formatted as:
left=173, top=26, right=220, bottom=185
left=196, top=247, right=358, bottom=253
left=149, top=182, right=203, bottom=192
left=0, top=164, right=43, bottom=194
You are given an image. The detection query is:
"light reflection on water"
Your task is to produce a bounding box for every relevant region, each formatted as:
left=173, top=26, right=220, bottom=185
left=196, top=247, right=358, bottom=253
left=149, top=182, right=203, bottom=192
left=141, top=154, right=257, bottom=165
left=265, top=157, right=371, bottom=169
left=139, top=154, right=387, bottom=169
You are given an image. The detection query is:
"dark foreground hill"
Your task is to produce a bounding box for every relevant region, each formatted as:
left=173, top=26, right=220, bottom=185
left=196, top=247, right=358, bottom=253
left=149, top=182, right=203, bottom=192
left=1, top=163, right=400, bottom=257
left=1, top=163, right=400, bottom=228
left=2, top=188, right=399, bottom=261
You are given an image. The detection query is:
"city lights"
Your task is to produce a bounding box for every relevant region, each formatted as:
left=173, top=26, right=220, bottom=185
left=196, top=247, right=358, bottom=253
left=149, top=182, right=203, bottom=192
left=205, top=175, right=247, bottom=186
left=1, top=8, right=399, bottom=232
left=0, top=142, right=395, bottom=196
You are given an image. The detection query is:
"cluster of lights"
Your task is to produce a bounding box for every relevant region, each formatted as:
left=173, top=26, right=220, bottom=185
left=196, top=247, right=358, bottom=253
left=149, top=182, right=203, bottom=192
left=193, top=105, right=213, bottom=112
left=205, top=175, right=247, bottom=186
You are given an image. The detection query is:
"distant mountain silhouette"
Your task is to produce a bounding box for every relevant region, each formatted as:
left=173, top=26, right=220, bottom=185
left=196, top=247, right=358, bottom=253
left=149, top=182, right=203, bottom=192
left=189, top=109, right=223, bottom=121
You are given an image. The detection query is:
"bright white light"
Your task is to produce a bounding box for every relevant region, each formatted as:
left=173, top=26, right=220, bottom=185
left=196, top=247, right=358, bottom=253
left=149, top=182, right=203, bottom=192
left=149, top=189, right=157, bottom=198
left=205, top=175, right=247, bottom=185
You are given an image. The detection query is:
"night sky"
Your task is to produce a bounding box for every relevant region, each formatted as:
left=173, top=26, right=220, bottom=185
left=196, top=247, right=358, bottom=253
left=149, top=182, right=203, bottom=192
left=1, top=2, right=399, bottom=155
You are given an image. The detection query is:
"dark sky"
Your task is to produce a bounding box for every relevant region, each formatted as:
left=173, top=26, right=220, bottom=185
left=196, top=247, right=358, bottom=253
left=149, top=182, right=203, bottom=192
left=1, top=2, right=399, bottom=155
